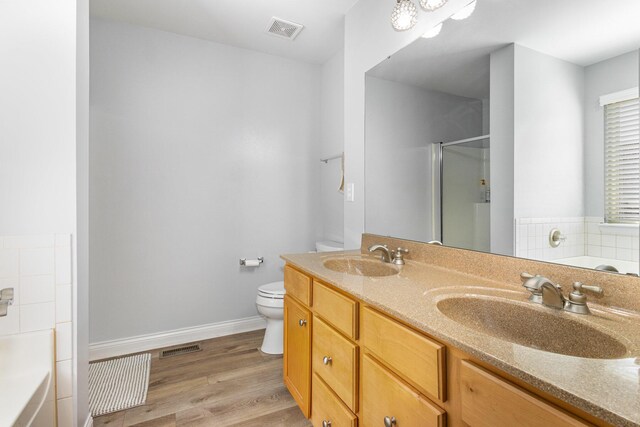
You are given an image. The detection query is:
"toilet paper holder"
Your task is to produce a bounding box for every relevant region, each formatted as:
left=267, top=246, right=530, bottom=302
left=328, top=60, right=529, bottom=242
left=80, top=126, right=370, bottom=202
left=239, top=257, right=264, bottom=266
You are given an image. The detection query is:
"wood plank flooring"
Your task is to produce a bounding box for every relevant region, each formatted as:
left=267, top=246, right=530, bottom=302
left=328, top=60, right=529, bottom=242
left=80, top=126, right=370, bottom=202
left=93, top=330, right=311, bottom=427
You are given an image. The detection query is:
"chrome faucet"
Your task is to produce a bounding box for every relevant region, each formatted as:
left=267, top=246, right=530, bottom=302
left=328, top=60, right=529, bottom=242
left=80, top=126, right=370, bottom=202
left=368, top=244, right=410, bottom=265
left=0, top=288, right=14, bottom=317
left=369, top=244, right=393, bottom=263
left=521, top=273, right=603, bottom=315
left=521, top=273, right=564, bottom=309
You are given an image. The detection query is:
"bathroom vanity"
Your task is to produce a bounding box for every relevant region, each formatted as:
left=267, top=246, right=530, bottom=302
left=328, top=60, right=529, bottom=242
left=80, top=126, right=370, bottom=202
left=282, top=235, right=640, bottom=427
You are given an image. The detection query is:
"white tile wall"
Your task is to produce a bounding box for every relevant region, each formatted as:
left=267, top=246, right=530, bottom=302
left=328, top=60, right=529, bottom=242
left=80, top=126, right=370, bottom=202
left=515, top=217, right=585, bottom=261
left=515, top=217, right=640, bottom=264
left=0, top=234, right=74, bottom=426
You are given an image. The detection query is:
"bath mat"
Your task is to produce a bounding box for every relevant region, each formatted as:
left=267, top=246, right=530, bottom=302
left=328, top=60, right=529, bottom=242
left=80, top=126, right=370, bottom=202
left=88, top=353, right=151, bottom=416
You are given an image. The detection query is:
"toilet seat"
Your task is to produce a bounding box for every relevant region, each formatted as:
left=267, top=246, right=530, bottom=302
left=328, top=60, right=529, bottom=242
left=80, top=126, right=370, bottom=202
left=258, top=281, right=286, bottom=299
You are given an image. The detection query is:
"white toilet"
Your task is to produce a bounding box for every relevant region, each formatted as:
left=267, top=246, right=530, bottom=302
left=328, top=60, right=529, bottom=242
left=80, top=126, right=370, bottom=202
left=256, top=281, right=286, bottom=354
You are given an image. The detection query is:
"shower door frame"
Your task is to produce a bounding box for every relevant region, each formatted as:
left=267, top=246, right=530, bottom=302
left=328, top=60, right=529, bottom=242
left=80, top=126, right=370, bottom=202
left=434, top=134, right=490, bottom=246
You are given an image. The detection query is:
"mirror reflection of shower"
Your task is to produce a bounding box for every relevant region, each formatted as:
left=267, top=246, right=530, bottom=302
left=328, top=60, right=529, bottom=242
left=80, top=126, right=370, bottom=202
left=437, top=135, right=491, bottom=252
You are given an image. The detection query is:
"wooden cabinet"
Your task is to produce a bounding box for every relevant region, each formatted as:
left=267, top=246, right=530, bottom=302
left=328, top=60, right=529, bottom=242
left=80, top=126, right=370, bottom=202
left=459, top=361, right=590, bottom=427
left=361, top=306, right=446, bottom=403
left=283, top=264, right=598, bottom=427
left=313, top=280, right=358, bottom=340
left=284, top=295, right=311, bottom=417
left=312, top=316, right=358, bottom=412
left=361, top=354, right=446, bottom=427
left=311, top=373, right=358, bottom=427
left=284, top=266, right=312, bottom=306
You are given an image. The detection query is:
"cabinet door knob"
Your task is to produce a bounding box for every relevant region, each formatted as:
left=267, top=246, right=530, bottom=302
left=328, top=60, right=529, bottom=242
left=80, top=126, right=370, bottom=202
left=298, top=319, right=307, bottom=327
left=323, top=356, right=333, bottom=365
left=322, top=421, right=332, bottom=427
left=384, top=416, right=397, bottom=427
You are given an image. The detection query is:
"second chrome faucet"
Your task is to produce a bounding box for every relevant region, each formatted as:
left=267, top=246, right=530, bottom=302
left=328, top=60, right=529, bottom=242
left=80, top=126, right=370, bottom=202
left=520, top=273, right=603, bottom=315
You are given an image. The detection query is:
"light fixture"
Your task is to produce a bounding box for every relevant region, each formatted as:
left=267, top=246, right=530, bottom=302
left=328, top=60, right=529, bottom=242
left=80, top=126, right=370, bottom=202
left=391, top=0, right=418, bottom=31
left=421, top=22, right=443, bottom=38
left=451, top=0, right=477, bottom=20
left=420, top=0, right=447, bottom=11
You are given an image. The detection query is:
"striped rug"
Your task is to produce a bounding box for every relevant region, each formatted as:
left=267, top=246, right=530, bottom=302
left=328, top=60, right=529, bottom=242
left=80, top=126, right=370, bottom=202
left=88, top=353, right=151, bottom=417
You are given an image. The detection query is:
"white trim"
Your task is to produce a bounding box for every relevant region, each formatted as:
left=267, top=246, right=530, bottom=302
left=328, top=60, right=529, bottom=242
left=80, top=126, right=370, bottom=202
left=599, top=87, right=639, bottom=106
left=89, top=316, right=266, bottom=361
left=598, top=223, right=640, bottom=236
left=84, top=414, right=94, bottom=427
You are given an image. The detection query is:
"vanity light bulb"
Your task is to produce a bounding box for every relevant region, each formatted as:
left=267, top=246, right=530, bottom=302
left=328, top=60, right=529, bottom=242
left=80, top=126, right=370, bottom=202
left=420, top=0, right=448, bottom=11
left=421, top=22, right=443, bottom=38
left=451, top=0, right=477, bottom=20
left=391, top=0, right=419, bottom=31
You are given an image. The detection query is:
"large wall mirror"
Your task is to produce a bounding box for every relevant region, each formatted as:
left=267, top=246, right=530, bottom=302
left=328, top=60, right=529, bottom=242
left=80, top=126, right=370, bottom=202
left=365, top=0, right=640, bottom=275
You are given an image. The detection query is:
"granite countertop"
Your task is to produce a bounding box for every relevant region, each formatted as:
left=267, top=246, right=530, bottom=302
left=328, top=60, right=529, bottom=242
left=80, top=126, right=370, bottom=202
left=281, top=250, right=640, bottom=427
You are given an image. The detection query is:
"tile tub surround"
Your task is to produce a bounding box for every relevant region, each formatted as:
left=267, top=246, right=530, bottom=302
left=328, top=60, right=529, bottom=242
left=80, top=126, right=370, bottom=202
left=515, top=216, right=640, bottom=266
left=0, top=235, right=74, bottom=426
left=281, top=234, right=640, bottom=427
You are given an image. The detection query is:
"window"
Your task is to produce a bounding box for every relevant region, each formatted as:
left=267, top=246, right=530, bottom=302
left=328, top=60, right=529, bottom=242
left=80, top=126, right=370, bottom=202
left=604, top=95, right=640, bottom=224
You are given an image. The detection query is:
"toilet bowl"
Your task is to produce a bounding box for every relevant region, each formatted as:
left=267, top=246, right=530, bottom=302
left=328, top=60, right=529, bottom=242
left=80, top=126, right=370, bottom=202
left=255, top=281, right=286, bottom=354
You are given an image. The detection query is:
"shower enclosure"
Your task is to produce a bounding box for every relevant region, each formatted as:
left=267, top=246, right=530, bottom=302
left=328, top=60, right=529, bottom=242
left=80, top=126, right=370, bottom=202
left=436, top=135, right=491, bottom=252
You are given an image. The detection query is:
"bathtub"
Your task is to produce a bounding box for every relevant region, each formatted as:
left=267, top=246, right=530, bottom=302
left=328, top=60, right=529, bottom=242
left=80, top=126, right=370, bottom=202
left=0, top=330, right=55, bottom=426
left=553, top=256, right=639, bottom=275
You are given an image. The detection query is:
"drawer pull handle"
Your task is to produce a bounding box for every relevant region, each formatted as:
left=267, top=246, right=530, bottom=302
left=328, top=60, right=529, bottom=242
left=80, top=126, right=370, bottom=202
left=322, top=356, right=333, bottom=365
left=384, top=416, right=397, bottom=427
left=322, top=421, right=332, bottom=427
left=298, top=319, right=307, bottom=327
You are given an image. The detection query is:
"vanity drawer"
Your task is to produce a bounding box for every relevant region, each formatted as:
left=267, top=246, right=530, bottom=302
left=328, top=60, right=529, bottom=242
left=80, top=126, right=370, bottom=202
left=362, top=354, right=445, bottom=427
left=284, top=265, right=312, bottom=306
left=361, top=306, right=446, bottom=402
left=311, top=373, right=357, bottom=427
left=460, top=360, right=590, bottom=427
left=313, top=281, right=358, bottom=340
left=312, top=316, right=358, bottom=412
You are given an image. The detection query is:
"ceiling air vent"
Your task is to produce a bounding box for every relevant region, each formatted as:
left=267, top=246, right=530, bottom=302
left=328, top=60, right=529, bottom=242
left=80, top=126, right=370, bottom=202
left=266, top=17, right=304, bottom=41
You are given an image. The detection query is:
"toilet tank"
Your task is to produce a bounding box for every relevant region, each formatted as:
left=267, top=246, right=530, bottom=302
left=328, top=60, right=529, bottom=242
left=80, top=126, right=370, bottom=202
left=315, top=240, right=344, bottom=252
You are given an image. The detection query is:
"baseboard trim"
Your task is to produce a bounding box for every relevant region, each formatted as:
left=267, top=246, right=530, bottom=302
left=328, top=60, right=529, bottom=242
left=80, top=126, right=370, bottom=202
left=89, top=316, right=266, bottom=361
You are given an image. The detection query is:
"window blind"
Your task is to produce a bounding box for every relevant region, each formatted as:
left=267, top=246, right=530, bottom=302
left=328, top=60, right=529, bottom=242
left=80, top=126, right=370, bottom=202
left=605, top=97, right=640, bottom=224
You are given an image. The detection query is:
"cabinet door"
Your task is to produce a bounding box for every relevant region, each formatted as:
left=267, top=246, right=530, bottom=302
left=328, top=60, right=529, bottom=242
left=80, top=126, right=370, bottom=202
left=361, top=354, right=445, bottom=427
left=284, top=295, right=311, bottom=418
left=460, top=361, right=590, bottom=427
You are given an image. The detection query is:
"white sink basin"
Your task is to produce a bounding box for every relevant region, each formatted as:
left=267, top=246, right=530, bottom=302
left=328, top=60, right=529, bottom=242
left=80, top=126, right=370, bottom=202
left=0, top=330, right=55, bottom=426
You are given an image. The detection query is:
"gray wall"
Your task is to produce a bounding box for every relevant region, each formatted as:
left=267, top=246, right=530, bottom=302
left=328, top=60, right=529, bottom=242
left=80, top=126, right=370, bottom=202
left=490, top=44, right=515, bottom=255
left=514, top=45, right=585, bottom=219
left=365, top=76, right=483, bottom=242
left=90, top=19, right=321, bottom=343
left=584, top=50, right=639, bottom=218
left=320, top=50, right=345, bottom=244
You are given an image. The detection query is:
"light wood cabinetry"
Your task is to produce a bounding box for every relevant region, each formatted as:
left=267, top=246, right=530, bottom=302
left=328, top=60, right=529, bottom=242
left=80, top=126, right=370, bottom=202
left=313, top=280, right=358, bottom=340
left=362, top=354, right=446, bottom=427
left=311, top=373, right=358, bottom=427
left=312, top=315, right=358, bottom=412
left=284, top=264, right=601, bottom=427
left=459, top=360, right=590, bottom=427
left=361, top=306, right=446, bottom=403
left=285, top=265, right=312, bottom=306
left=284, top=295, right=311, bottom=417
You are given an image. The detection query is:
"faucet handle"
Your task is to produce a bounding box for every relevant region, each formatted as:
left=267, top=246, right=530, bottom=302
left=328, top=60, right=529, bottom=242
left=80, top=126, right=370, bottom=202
left=572, top=282, right=603, bottom=296
left=391, top=247, right=409, bottom=265
left=520, top=272, right=534, bottom=282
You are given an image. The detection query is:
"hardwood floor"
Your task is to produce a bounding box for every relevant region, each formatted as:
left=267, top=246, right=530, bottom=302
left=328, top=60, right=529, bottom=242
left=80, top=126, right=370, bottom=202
left=93, top=330, right=311, bottom=427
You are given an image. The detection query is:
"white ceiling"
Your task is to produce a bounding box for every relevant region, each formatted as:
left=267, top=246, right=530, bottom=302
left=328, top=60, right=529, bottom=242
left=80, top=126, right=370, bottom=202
left=90, top=0, right=360, bottom=64
left=368, top=0, right=640, bottom=99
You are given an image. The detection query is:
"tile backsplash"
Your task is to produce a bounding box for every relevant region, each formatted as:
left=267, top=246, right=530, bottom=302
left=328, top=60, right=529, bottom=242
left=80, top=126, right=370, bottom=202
left=515, top=217, right=639, bottom=265
left=0, top=234, right=74, bottom=426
